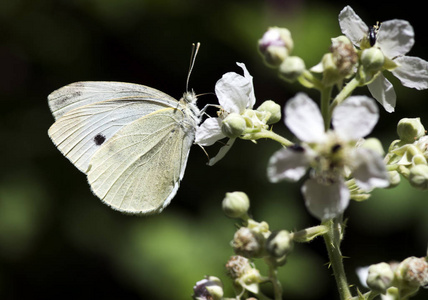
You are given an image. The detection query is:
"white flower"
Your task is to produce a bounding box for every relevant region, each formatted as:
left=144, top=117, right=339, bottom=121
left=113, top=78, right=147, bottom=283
left=195, top=62, right=255, bottom=165
left=339, top=5, right=428, bottom=113
left=267, top=93, right=389, bottom=220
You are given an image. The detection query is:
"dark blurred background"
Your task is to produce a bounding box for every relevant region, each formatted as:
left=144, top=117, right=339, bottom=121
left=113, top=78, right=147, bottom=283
left=1, top=0, right=427, bottom=299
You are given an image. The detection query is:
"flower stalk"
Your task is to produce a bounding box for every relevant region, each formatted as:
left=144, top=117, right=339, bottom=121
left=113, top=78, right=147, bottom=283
left=241, top=129, right=293, bottom=147
left=323, top=218, right=352, bottom=300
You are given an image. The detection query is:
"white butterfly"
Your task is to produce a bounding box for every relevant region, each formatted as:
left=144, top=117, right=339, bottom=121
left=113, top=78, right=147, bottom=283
left=48, top=44, right=202, bottom=214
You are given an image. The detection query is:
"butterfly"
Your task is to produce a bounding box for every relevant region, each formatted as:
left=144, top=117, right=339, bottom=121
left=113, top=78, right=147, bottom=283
left=48, top=43, right=202, bottom=214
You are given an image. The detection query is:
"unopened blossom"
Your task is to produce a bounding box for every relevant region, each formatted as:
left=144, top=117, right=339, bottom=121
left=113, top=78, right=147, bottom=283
left=195, top=63, right=257, bottom=165
left=267, top=93, right=389, bottom=220
left=339, top=5, right=428, bottom=113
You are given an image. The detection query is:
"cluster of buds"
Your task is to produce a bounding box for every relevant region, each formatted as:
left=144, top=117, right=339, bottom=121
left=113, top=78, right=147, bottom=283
left=192, top=192, right=331, bottom=299
left=223, top=192, right=294, bottom=263
left=221, top=100, right=281, bottom=140
left=359, top=256, right=428, bottom=298
left=385, top=118, right=428, bottom=189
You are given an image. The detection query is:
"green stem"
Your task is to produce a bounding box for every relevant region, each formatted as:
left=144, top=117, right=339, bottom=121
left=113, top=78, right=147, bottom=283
left=298, top=70, right=323, bottom=90
left=320, top=86, right=333, bottom=131
left=330, top=77, right=360, bottom=112
left=268, top=264, right=282, bottom=300
left=241, top=129, right=293, bottom=147
left=322, top=218, right=352, bottom=300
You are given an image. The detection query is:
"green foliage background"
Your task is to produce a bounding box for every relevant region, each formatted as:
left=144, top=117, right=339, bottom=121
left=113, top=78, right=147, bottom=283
left=0, top=0, right=427, bottom=299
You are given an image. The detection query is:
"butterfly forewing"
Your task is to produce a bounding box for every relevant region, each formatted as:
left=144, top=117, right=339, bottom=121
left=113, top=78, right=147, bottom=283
left=48, top=81, right=179, bottom=120
left=87, top=107, right=196, bottom=214
left=48, top=97, right=175, bottom=173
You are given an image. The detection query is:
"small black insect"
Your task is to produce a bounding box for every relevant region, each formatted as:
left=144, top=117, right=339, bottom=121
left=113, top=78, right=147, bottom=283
left=331, top=143, right=342, bottom=153
left=368, top=22, right=381, bottom=47
left=290, top=144, right=305, bottom=153
left=94, top=134, right=106, bottom=146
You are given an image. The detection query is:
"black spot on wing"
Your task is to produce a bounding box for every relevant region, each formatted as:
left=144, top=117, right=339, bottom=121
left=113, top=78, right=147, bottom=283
left=94, top=134, right=106, bottom=146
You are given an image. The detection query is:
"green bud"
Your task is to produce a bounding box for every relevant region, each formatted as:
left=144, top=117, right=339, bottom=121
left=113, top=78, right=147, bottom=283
left=192, top=276, right=223, bottom=300
left=278, top=56, right=306, bottom=82
left=256, top=100, right=281, bottom=124
left=397, top=118, right=426, bottom=143
left=361, top=47, right=385, bottom=73
left=222, top=191, right=250, bottom=219
left=387, top=170, right=401, bottom=188
left=258, top=27, right=293, bottom=67
left=361, top=137, right=385, bottom=156
left=366, top=262, right=394, bottom=294
left=409, top=164, right=428, bottom=190
left=221, top=113, right=246, bottom=138
left=266, top=230, right=293, bottom=258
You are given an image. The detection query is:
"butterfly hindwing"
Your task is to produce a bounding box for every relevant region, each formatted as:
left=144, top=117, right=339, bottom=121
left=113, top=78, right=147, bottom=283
left=87, top=107, right=196, bottom=214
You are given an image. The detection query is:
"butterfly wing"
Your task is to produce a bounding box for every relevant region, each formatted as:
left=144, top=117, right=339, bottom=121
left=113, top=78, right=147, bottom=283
left=48, top=81, right=178, bottom=120
left=48, top=82, right=180, bottom=173
left=87, top=107, right=196, bottom=214
left=48, top=98, right=177, bottom=173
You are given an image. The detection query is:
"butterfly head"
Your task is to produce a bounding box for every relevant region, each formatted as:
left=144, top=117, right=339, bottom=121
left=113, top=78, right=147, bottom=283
left=183, top=90, right=198, bottom=104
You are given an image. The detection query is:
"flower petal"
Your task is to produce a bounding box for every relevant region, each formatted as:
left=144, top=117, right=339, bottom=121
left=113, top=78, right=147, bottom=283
left=214, top=63, right=254, bottom=113
left=333, top=96, right=379, bottom=140
left=338, top=6, right=368, bottom=47
left=367, top=73, right=396, bottom=113
left=237, top=62, right=256, bottom=108
left=267, top=146, right=312, bottom=182
left=302, top=178, right=350, bottom=220
left=356, top=266, right=370, bottom=288
left=208, top=138, right=236, bottom=166
left=285, top=93, right=326, bottom=143
left=195, top=117, right=224, bottom=146
left=391, top=56, right=428, bottom=90
left=351, top=148, right=389, bottom=191
left=377, top=20, right=414, bottom=58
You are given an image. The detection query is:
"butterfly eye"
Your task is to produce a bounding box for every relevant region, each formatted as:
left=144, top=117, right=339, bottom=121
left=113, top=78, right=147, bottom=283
left=94, top=134, right=106, bottom=146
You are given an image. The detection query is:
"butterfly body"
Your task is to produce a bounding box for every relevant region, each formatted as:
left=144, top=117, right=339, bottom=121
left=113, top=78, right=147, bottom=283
left=48, top=81, right=200, bottom=214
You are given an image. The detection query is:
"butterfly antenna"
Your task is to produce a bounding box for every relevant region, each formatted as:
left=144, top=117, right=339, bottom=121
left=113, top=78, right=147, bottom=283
left=186, top=42, right=200, bottom=92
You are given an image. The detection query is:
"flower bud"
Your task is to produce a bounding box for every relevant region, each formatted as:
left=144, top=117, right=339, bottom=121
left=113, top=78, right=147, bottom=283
left=257, top=100, right=281, bottom=124
left=231, top=227, right=264, bottom=258
left=225, top=256, right=262, bottom=294
left=192, top=276, right=224, bottom=300
left=409, top=164, right=428, bottom=190
left=311, top=53, right=343, bottom=87
left=225, top=255, right=252, bottom=280
left=361, top=47, right=385, bottom=73
left=360, top=137, right=385, bottom=156
left=330, top=36, right=358, bottom=76
left=221, top=113, right=246, bottom=138
left=387, top=170, right=401, bottom=188
left=266, top=230, right=293, bottom=258
left=397, top=118, right=426, bottom=143
left=278, top=56, right=306, bottom=82
left=222, top=191, right=250, bottom=219
left=366, top=262, right=394, bottom=294
left=258, top=27, right=293, bottom=67
left=395, top=257, right=428, bottom=294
